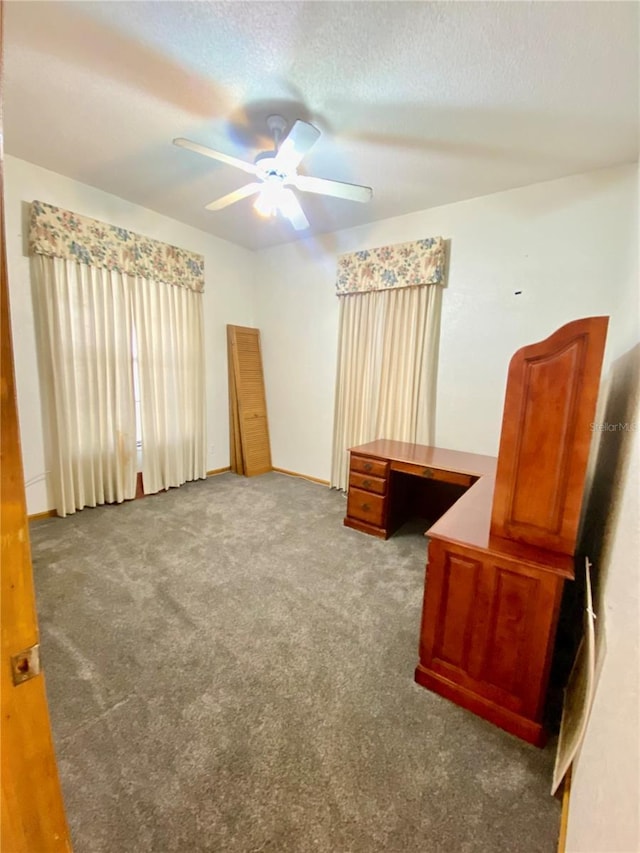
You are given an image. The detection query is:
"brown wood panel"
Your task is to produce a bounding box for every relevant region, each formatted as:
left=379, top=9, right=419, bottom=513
left=348, top=471, right=387, bottom=495
left=227, top=325, right=243, bottom=474
left=227, top=325, right=272, bottom=477
left=418, top=537, right=566, bottom=734
left=431, top=551, right=482, bottom=671
left=557, top=767, right=572, bottom=852
left=510, top=345, right=581, bottom=529
left=491, top=317, right=608, bottom=553
left=480, top=569, right=539, bottom=700
left=1, top=13, right=72, bottom=842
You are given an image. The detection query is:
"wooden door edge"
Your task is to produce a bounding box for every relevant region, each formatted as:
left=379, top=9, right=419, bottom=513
left=557, top=765, right=572, bottom=853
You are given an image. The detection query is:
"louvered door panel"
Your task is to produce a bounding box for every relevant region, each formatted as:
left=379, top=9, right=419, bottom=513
left=227, top=325, right=272, bottom=477
left=227, top=326, right=243, bottom=474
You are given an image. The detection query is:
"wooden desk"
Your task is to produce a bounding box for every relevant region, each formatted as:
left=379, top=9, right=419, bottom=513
left=342, top=318, right=607, bottom=746
left=344, top=439, right=573, bottom=746
left=343, top=439, right=496, bottom=539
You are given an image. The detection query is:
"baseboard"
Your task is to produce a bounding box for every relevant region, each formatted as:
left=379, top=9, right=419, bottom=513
left=207, top=466, right=231, bottom=477
left=28, top=509, right=57, bottom=522
left=557, top=765, right=572, bottom=853
left=28, top=469, right=229, bottom=520
left=272, top=467, right=329, bottom=487
left=27, top=467, right=313, bottom=519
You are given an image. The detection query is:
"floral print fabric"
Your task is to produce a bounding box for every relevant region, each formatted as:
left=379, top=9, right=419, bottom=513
left=336, top=237, right=446, bottom=295
left=29, top=200, right=205, bottom=293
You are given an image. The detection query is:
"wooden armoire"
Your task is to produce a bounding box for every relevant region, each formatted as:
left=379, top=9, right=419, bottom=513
left=415, top=317, right=608, bottom=745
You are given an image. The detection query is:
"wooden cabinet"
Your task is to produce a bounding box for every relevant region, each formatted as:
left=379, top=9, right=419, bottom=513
left=344, top=453, right=391, bottom=537
left=344, top=317, right=607, bottom=747
left=415, top=537, right=567, bottom=745
left=414, top=317, right=608, bottom=745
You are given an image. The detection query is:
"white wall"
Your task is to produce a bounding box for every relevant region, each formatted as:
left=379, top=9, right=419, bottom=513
left=568, top=391, right=640, bottom=853
left=565, top=162, right=639, bottom=851
left=254, top=164, right=638, bottom=482
left=4, top=155, right=256, bottom=514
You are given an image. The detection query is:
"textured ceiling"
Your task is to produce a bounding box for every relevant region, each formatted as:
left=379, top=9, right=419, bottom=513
left=3, top=1, right=638, bottom=251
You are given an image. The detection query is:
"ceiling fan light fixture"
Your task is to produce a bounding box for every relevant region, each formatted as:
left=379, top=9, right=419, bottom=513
left=277, top=188, right=301, bottom=219
left=253, top=179, right=282, bottom=218
left=252, top=192, right=274, bottom=218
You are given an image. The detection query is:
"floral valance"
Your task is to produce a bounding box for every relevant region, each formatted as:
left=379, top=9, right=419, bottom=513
left=29, top=200, right=205, bottom=293
left=336, top=237, right=446, bottom=296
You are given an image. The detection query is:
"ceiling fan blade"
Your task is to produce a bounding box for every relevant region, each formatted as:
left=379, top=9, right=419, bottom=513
left=204, top=183, right=263, bottom=211
left=273, top=120, right=321, bottom=170
left=278, top=189, right=310, bottom=231
left=294, top=174, right=373, bottom=203
left=173, top=137, right=257, bottom=175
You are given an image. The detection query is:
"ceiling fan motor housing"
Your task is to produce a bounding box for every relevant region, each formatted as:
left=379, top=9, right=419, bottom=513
left=254, top=151, right=289, bottom=183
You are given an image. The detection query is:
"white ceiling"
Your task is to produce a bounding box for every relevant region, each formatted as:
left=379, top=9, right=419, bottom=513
left=3, top=1, right=638, bottom=251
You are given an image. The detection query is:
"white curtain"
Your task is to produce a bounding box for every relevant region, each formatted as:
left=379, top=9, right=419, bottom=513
left=34, top=255, right=137, bottom=517
left=132, top=275, right=206, bottom=494
left=330, top=284, right=442, bottom=490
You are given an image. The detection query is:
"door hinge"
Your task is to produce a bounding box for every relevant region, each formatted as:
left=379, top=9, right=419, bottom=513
left=11, top=644, right=41, bottom=685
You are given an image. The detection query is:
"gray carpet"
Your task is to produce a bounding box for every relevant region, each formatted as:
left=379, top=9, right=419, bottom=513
left=31, top=472, right=560, bottom=853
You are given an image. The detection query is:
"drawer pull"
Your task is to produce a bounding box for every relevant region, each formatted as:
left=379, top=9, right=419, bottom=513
left=362, top=479, right=372, bottom=489
left=363, top=462, right=373, bottom=472
left=421, top=467, right=434, bottom=478
left=361, top=502, right=371, bottom=512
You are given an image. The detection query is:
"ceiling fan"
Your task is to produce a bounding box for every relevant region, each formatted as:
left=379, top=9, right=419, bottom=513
left=173, top=115, right=373, bottom=231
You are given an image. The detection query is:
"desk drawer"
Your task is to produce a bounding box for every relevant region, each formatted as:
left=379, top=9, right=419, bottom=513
left=392, top=460, right=474, bottom=488
left=349, top=471, right=387, bottom=495
left=350, top=455, right=389, bottom=479
left=347, top=488, right=387, bottom=527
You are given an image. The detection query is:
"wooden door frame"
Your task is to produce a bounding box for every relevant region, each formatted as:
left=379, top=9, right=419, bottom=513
left=0, top=1, right=72, bottom=846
